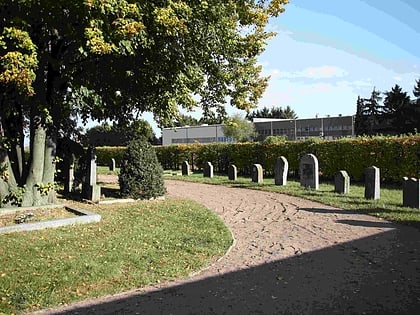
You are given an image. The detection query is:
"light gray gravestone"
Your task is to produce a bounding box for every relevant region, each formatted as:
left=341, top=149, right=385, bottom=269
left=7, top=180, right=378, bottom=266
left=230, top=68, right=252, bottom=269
left=82, top=147, right=101, bottom=202
left=109, top=158, right=116, bottom=171
left=203, top=162, right=214, bottom=178
left=274, top=156, right=288, bottom=186
left=365, top=166, right=380, bottom=200
left=251, top=164, right=263, bottom=184
left=299, top=154, right=319, bottom=190
left=228, top=165, right=237, bottom=181
left=402, top=177, right=420, bottom=209
left=335, top=170, right=350, bottom=194
left=182, top=161, right=191, bottom=176
left=68, top=163, right=74, bottom=193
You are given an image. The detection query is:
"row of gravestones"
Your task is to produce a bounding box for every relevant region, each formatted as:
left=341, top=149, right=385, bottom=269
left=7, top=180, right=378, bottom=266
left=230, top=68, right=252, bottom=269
left=181, top=153, right=420, bottom=209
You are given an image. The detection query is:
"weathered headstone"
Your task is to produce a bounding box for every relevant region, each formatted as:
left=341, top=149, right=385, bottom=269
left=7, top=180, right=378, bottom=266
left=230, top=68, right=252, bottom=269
left=365, top=166, right=380, bottom=200
left=182, top=161, right=191, bottom=176
left=203, top=162, right=214, bottom=178
left=82, top=146, right=101, bottom=202
left=251, top=164, right=263, bottom=184
left=299, top=154, right=319, bottom=190
left=274, top=156, right=288, bottom=186
left=109, top=158, right=116, bottom=171
left=335, top=170, right=350, bottom=194
left=402, top=177, right=420, bottom=209
left=68, top=163, right=74, bottom=193
left=228, top=164, right=237, bottom=181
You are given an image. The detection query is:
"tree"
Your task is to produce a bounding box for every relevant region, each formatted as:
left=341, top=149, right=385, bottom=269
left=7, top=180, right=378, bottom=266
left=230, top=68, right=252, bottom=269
left=0, top=0, right=288, bottom=206
left=85, top=120, right=156, bottom=146
left=222, top=113, right=257, bottom=142
left=383, top=84, right=410, bottom=114
left=247, top=105, right=297, bottom=120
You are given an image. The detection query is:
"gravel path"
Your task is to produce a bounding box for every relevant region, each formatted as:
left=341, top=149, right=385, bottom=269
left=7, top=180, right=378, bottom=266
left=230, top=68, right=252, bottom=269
left=34, top=180, right=420, bottom=314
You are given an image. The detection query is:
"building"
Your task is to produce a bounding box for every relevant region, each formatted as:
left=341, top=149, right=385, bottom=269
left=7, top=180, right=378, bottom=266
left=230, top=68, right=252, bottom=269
left=162, top=124, right=235, bottom=146
left=162, top=115, right=355, bottom=145
left=253, top=115, right=355, bottom=141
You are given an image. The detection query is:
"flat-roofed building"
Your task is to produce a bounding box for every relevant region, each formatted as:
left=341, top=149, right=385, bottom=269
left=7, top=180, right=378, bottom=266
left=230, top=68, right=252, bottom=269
left=162, top=124, right=235, bottom=146
left=162, top=115, right=355, bottom=145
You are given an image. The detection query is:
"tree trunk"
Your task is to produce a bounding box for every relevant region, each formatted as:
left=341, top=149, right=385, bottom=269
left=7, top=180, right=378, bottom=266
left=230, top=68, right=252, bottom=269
left=21, top=125, right=46, bottom=206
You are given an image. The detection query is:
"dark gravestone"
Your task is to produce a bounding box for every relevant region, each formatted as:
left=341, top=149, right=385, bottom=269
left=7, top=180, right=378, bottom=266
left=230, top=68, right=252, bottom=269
left=299, top=154, right=319, bottom=190
left=182, top=161, right=191, bottom=176
left=274, top=156, right=288, bottom=186
left=251, top=164, right=263, bottom=184
left=228, top=165, right=237, bottom=181
left=365, top=166, right=380, bottom=200
left=402, top=177, right=420, bottom=209
left=82, top=147, right=101, bottom=202
left=203, top=162, right=214, bottom=178
left=335, top=170, right=350, bottom=194
left=109, top=158, right=116, bottom=171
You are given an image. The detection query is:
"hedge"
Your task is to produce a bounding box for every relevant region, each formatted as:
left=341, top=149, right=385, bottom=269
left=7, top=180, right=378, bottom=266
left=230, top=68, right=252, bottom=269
left=154, top=135, right=420, bottom=183
left=94, top=146, right=126, bottom=167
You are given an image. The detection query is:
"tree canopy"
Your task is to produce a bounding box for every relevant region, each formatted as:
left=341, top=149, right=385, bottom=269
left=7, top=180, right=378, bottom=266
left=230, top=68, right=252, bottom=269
left=247, top=105, right=298, bottom=120
left=222, top=113, right=257, bottom=142
left=354, top=82, right=420, bottom=136
left=0, top=0, right=289, bottom=206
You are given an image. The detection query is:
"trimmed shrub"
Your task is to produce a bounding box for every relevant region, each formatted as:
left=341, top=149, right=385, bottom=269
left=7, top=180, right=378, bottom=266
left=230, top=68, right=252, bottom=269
left=119, top=139, right=165, bottom=199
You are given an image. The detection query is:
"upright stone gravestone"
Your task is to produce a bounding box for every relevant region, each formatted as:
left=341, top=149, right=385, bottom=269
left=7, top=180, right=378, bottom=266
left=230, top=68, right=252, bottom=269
left=67, top=163, right=74, bottom=194
left=228, top=164, right=238, bottom=181
left=251, top=164, right=263, bottom=184
left=335, top=170, right=350, bottom=194
left=82, top=147, right=101, bottom=202
left=274, top=156, right=288, bottom=186
left=402, top=177, right=420, bottom=209
left=299, top=154, right=319, bottom=190
left=109, top=158, right=116, bottom=171
left=203, top=162, right=214, bottom=178
left=365, top=166, right=380, bottom=200
left=181, top=161, right=191, bottom=176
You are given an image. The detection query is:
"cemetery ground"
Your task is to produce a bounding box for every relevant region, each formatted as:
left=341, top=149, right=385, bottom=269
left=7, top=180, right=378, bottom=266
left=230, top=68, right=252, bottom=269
left=170, top=172, right=420, bottom=229
left=0, top=194, right=232, bottom=314
left=2, top=170, right=420, bottom=314
left=28, top=177, right=420, bottom=314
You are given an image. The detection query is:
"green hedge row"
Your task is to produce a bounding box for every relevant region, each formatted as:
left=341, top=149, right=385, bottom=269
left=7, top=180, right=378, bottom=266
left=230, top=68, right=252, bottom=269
left=154, top=136, right=420, bottom=183
left=95, top=146, right=126, bottom=167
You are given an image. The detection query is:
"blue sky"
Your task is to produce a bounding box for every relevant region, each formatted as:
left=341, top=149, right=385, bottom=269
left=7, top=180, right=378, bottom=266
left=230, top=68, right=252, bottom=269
left=144, top=0, right=420, bottom=135
left=257, top=0, right=420, bottom=119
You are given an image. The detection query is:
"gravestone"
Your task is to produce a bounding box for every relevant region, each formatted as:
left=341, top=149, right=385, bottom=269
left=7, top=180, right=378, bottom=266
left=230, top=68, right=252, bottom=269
left=274, top=156, right=288, bottom=186
left=402, top=177, right=420, bottom=209
left=299, top=154, right=319, bottom=190
left=67, top=163, right=74, bottom=193
left=251, top=164, right=263, bottom=184
left=365, top=166, right=380, bottom=200
left=228, top=164, right=237, bottom=181
left=182, top=161, right=191, bottom=176
left=335, top=170, right=350, bottom=194
left=109, top=158, right=116, bottom=171
left=82, top=146, right=101, bottom=202
left=203, top=162, right=214, bottom=178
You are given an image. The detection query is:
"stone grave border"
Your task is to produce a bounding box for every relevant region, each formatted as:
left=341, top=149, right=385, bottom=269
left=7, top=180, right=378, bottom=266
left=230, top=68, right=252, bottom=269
left=0, top=204, right=101, bottom=234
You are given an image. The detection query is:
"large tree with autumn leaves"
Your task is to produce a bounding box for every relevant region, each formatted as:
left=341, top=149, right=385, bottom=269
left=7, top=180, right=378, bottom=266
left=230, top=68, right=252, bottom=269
left=0, top=0, right=288, bottom=206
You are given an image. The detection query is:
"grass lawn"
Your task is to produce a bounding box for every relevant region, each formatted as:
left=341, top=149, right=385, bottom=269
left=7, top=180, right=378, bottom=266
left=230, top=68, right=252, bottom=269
left=0, top=198, right=232, bottom=314
left=169, top=173, right=420, bottom=229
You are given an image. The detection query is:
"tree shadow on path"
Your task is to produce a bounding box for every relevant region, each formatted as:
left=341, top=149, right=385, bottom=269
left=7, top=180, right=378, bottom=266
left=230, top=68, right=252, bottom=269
left=49, top=225, right=420, bottom=315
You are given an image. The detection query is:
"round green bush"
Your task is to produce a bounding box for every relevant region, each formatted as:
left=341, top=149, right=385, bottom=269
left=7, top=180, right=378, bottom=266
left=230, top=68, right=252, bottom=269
left=119, top=139, right=165, bottom=199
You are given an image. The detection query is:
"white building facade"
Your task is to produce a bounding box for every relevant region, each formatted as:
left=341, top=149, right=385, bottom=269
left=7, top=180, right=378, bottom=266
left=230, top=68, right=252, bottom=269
left=162, top=115, right=354, bottom=146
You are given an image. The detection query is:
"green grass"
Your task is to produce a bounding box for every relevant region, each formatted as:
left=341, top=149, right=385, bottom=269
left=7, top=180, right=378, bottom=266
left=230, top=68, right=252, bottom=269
left=169, top=172, right=420, bottom=229
left=96, top=165, right=120, bottom=175
left=0, top=199, right=232, bottom=314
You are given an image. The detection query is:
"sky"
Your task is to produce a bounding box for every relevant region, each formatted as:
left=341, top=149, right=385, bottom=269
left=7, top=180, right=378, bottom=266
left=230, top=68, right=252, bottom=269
left=144, top=0, right=420, bottom=136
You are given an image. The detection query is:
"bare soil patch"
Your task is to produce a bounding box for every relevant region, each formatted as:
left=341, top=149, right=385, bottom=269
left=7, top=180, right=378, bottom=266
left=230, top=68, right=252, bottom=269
left=0, top=207, right=76, bottom=227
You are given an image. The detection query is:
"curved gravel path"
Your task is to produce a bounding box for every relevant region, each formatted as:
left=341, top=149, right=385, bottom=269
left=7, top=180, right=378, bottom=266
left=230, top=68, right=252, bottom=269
left=35, top=180, right=420, bottom=314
